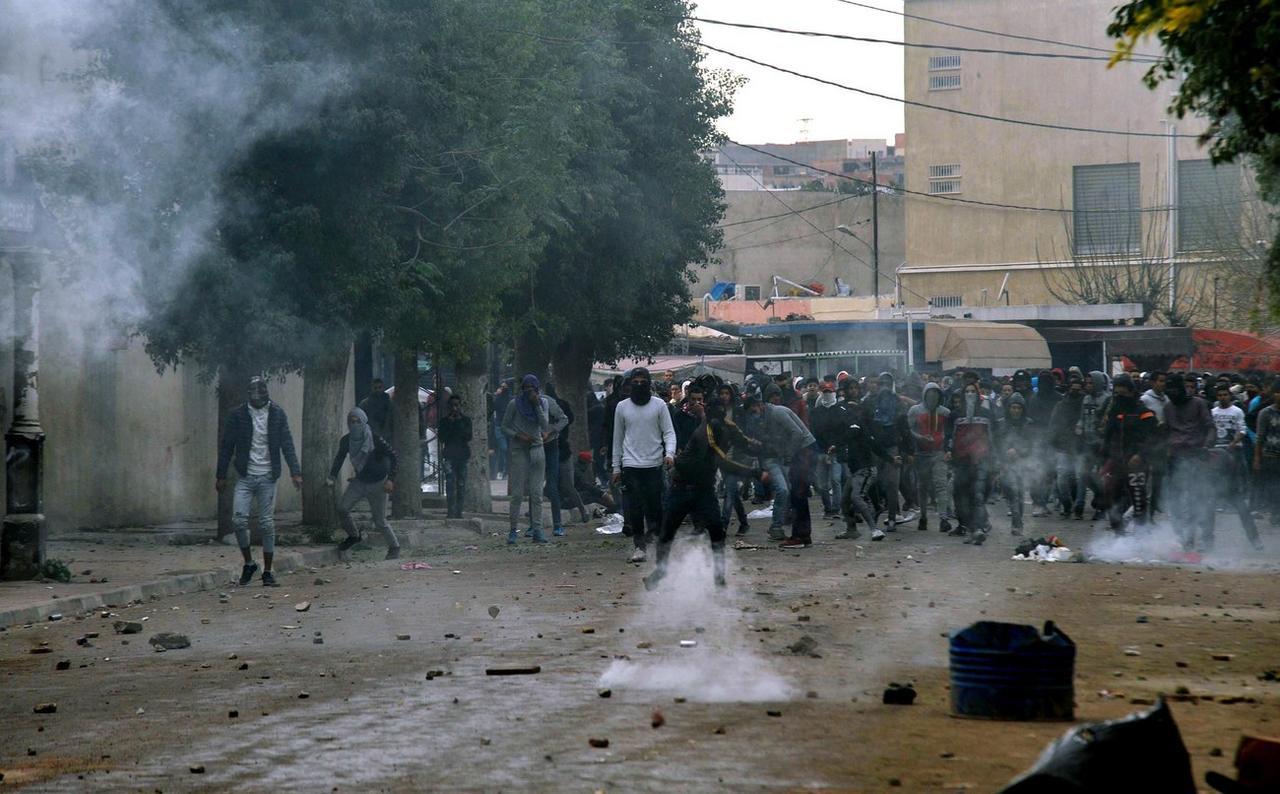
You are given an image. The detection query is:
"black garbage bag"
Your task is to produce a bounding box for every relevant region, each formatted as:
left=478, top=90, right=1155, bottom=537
left=998, top=697, right=1195, bottom=793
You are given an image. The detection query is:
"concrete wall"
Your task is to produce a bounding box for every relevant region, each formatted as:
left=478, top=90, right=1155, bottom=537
left=0, top=256, right=355, bottom=534
left=697, top=190, right=906, bottom=302
left=900, top=0, right=1272, bottom=326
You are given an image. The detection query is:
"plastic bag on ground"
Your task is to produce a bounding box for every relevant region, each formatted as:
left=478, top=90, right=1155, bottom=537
left=594, top=513, right=625, bottom=535
left=747, top=507, right=773, bottom=520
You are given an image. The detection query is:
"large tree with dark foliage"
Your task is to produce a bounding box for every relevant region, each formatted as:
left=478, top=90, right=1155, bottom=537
left=1109, top=0, right=1280, bottom=310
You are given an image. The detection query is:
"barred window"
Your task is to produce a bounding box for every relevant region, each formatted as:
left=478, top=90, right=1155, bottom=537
left=1177, top=159, right=1242, bottom=253
left=928, top=163, right=961, bottom=194
left=1072, top=162, right=1140, bottom=256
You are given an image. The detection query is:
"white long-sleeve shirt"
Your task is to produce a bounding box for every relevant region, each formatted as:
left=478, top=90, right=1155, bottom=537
left=612, top=398, right=676, bottom=473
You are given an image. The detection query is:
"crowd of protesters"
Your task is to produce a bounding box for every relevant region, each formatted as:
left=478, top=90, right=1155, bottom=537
left=488, top=365, right=1273, bottom=566
left=215, top=362, right=1274, bottom=588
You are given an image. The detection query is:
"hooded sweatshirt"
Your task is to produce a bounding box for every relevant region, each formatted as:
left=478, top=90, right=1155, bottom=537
left=1078, top=371, right=1108, bottom=447
left=907, top=382, right=950, bottom=455
left=1164, top=381, right=1213, bottom=456
left=948, top=391, right=994, bottom=464
left=1103, top=382, right=1157, bottom=462
left=998, top=393, right=1035, bottom=458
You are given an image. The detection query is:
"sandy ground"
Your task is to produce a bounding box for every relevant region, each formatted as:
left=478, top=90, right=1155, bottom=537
left=1, top=507, right=1277, bottom=792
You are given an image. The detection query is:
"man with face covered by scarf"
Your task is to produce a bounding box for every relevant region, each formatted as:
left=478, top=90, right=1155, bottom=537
left=502, top=374, right=566, bottom=545
left=611, top=367, right=677, bottom=562
left=947, top=377, right=994, bottom=544
left=216, top=377, right=302, bottom=587
left=329, top=407, right=401, bottom=559
left=810, top=382, right=847, bottom=518
left=1100, top=374, right=1158, bottom=531
left=1163, top=372, right=1215, bottom=550
left=866, top=372, right=913, bottom=532
left=908, top=382, right=952, bottom=532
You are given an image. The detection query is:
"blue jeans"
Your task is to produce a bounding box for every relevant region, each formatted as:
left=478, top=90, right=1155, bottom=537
left=814, top=453, right=843, bottom=513
left=233, top=474, right=278, bottom=554
left=721, top=472, right=748, bottom=528
left=762, top=458, right=790, bottom=530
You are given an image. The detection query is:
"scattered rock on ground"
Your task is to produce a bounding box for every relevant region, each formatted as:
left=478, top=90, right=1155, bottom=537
left=33, top=703, right=57, bottom=714
left=149, top=633, right=191, bottom=650
left=294, top=601, right=310, bottom=612
left=787, top=635, right=821, bottom=658
left=113, top=621, right=142, bottom=635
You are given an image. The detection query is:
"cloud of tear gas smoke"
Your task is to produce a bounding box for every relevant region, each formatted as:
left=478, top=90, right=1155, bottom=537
left=599, top=542, right=795, bottom=702
left=0, top=0, right=349, bottom=354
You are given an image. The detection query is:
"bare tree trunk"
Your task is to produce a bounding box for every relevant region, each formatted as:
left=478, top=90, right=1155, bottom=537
left=301, top=345, right=350, bottom=529
left=455, top=351, right=493, bottom=513
left=551, top=333, right=595, bottom=455
left=214, top=362, right=251, bottom=540
left=513, top=334, right=550, bottom=384
left=390, top=347, right=420, bottom=518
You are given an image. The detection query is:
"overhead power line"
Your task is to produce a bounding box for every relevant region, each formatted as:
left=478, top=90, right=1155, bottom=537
left=716, top=192, right=864, bottom=228
left=692, top=17, right=1128, bottom=62
left=722, top=140, right=1255, bottom=215
left=718, top=147, right=933, bottom=303
left=826, top=0, right=1162, bottom=61
left=699, top=42, right=1202, bottom=139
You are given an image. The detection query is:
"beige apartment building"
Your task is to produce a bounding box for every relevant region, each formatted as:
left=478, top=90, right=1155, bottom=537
left=898, top=0, right=1271, bottom=327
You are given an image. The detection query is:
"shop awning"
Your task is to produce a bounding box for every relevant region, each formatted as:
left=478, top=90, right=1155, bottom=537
left=1038, top=326, right=1195, bottom=359
left=592, top=354, right=746, bottom=382
left=925, top=321, right=1051, bottom=372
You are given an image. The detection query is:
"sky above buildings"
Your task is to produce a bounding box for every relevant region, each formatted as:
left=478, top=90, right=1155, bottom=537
left=693, top=0, right=906, bottom=146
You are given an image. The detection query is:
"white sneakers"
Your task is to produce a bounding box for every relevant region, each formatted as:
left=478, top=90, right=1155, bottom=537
left=871, top=528, right=886, bottom=541
left=628, top=548, right=647, bottom=563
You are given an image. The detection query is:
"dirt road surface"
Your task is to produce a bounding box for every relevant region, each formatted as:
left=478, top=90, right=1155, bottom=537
left=2, top=513, right=1277, bottom=791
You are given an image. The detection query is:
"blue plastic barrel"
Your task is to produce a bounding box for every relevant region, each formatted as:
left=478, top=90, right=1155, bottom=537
left=949, top=620, right=1075, bottom=721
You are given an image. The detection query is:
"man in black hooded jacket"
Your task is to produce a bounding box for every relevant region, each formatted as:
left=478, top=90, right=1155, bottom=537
left=644, top=400, right=767, bottom=590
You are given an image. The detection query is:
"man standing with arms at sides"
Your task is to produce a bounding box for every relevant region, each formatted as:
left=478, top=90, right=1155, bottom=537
left=502, top=375, right=563, bottom=545
left=612, top=367, right=676, bottom=563
left=359, top=377, right=394, bottom=440
left=1140, top=371, right=1171, bottom=514
left=216, top=377, right=301, bottom=587
left=809, top=382, right=847, bottom=519
left=948, top=378, right=995, bottom=545
left=438, top=394, right=472, bottom=519
left=908, top=382, right=951, bottom=533
left=330, top=408, right=401, bottom=559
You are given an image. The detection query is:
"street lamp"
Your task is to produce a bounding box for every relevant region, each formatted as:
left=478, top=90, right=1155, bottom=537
left=0, top=159, right=48, bottom=581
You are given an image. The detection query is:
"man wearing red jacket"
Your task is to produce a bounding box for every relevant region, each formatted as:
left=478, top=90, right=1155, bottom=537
left=947, top=378, right=995, bottom=545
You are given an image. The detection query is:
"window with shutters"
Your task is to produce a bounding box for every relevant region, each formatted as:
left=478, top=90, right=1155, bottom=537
left=928, top=54, right=961, bottom=91
left=928, top=163, right=961, bottom=194
left=1177, top=159, right=1242, bottom=252
left=931, top=295, right=963, bottom=308
left=1072, top=163, right=1140, bottom=256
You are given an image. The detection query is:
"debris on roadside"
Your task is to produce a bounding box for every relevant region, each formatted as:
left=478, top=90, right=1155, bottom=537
left=149, top=633, right=191, bottom=650
left=588, top=737, right=610, bottom=748
left=113, top=621, right=143, bottom=635
left=651, top=710, right=665, bottom=728
left=485, top=666, right=541, bottom=676
left=33, top=703, right=57, bottom=714
left=294, top=601, right=310, bottom=612
left=786, top=635, right=821, bottom=658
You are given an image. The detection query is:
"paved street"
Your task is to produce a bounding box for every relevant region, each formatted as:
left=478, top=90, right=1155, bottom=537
left=2, top=505, right=1277, bottom=791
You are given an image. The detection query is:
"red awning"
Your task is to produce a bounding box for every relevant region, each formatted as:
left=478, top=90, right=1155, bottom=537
left=1173, top=330, right=1280, bottom=373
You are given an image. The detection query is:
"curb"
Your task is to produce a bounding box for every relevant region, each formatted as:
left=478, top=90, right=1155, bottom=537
left=0, top=547, right=342, bottom=629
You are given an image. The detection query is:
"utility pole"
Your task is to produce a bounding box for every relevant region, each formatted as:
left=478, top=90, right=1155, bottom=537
left=871, top=150, right=880, bottom=310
